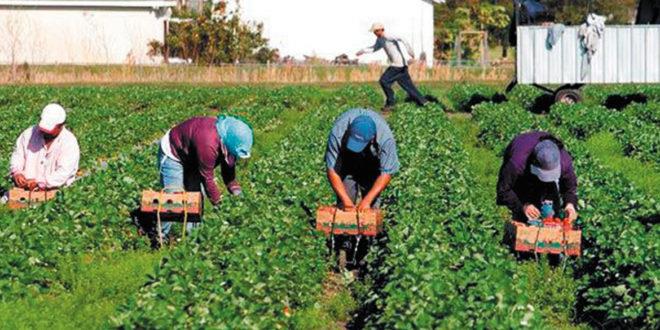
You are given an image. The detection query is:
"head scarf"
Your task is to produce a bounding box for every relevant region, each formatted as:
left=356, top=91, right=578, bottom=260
left=215, top=115, right=253, bottom=159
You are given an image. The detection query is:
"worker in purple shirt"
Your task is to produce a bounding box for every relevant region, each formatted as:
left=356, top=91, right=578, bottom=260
left=157, top=115, right=253, bottom=237
left=496, top=131, right=578, bottom=223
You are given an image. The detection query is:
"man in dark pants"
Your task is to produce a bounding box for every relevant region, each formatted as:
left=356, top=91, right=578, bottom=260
left=325, top=108, right=399, bottom=271
left=356, top=22, right=428, bottom=113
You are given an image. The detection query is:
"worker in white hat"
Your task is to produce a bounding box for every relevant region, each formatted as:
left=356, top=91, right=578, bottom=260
left=356, top=22, right=429, bottom=113
left=9, top=103, right=80, bottom=191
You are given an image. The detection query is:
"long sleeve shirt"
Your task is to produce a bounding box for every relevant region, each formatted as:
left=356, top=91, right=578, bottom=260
left=496, top=131, right=578, bottom=220
left=326, top=108, right=400, bottom=175
left=168, top=117, right=240, bottom=205
left=361, top=34, right=414, bottom=68
left=10, top=126, right=80, bottom=189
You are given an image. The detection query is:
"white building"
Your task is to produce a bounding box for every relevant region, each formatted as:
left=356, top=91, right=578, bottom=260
left=0, top=0, right=175, bottom=65
left=228, top=0, right=442, bottom=67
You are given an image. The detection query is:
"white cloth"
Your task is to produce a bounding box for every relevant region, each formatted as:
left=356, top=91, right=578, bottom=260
left=361, top=34, right=415, bottom=67
left=160, top=129, right=181, bottom=162
left=10, top=126, right=80, bottom=189
left=578, top=13, right=606, bottom=79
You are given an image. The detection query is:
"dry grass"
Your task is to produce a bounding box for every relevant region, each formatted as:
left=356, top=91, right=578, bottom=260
left=0, top=63, right=513, bottom=85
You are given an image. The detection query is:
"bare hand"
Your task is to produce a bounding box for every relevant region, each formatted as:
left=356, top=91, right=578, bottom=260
left=357, top=199, right=372, bottom=212
left=26, top=180, right=38, bottom=191
left=341, top=200, right=355, bottom=211
left=356, top=51, right=364, bottom=57
left=524, top=204, right=541, bottom=220
left=13, top=173, right=27, bottom=188
left=565, top=203, right=578, bottom=221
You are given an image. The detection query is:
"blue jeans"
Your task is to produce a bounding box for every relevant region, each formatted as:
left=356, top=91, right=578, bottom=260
left=157, top=147, right=199, bottom=236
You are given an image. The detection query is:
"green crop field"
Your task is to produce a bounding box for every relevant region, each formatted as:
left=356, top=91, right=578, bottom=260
left=0, top=83, right=657, bottom=329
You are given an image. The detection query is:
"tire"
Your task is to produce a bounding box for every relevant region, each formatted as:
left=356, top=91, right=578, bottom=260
left=554, top=89, right=582, bottom=105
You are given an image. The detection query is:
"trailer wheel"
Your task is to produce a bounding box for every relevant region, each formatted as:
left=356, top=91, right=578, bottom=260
left=555, top=89, right=582, bottom=105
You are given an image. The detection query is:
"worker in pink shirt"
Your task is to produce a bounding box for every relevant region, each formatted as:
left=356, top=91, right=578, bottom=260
left=9, top=104, right=80, bottom=191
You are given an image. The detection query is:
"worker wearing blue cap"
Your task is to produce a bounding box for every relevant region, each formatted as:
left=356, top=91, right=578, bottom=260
left=326, top=109, right=400, bottom=211
left=496, top=131, right=578, bottom=223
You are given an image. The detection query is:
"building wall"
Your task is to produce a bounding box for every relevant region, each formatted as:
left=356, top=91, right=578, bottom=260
left=0, top=7, right=169, bottom=65
left=229, top=0, right=435, bottom=66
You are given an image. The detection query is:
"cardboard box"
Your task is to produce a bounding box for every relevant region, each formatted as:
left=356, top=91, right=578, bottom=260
left=7, top=188, right=57, bottom=209
left=505, top=220, right=581, bottom=256
left=140, top=190, right=203, bottom=221
left=316, top=206, right=384, bottom=236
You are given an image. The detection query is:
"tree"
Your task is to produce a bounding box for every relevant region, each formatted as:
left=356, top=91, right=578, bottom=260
left=149, top=0, right=275, bottom=64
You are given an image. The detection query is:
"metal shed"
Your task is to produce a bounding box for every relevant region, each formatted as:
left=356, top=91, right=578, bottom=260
left=517, top=25, right=660, bottom=85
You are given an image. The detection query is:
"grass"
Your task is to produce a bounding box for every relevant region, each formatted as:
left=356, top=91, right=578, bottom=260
left=584, top=132, right=659, bottom=196
left=449, top=114, right=586, bottom=330
left=293, top=272, right=357, bottom=330
left=0, top=63, right=512, bottom=86
left=0, top=251, right=162, bottom=329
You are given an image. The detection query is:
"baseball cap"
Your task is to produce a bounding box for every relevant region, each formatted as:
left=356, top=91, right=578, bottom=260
left=531, top=140, right=561, bottom=182
left=38, top=103, right=66, bottom=133
left=346, top=116, right=377, bottom=153
left=369, top=22, right=384, bottom=32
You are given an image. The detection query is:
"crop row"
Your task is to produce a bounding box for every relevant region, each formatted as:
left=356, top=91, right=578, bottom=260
left=357, top=103, right=545, bottom=328
left=0, top=86, right=326, bottom=301
left=110, top=86, right=383, bottom=327
left=549, top=102, right=659, bottom=167
left=472, top=101, right=658, bottom=327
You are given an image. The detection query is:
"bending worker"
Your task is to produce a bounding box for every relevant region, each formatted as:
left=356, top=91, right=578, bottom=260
left=496, top=131, right=578, bottom=223
left=356, top=22, right=428, bottom=113
left=326, top=108, right=399, bottom=211
left=10, top=103, right=80, bottom=191
left=158, top=115, right=253, bottom=236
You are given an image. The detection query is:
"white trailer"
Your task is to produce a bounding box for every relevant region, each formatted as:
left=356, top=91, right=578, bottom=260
left=509, top=1, right=660, bottom=104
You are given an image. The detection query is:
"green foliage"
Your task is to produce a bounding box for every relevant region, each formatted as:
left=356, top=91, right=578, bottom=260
left=471, top=99, right=659, bottom=328
left=434, top=1, right=510, bottom=61
left=548, top=103, right=659, bottom=167
left=360, top=104, right=544, bottom=328
left=150, top=2, right=274, bottom=64
left=0, top=251, right=161, bottom=329
left=447, top=83, right=498, bottom=112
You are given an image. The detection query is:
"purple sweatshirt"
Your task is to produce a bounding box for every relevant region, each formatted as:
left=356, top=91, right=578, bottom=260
left=496, top=131, right=578, bottom=220
left=169, top=117, right=241, bottom=204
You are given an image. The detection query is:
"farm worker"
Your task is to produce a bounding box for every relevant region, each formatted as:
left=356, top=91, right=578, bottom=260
left=157, top=115, right=253, bottom=235
left=9, top=103, right=80, bottom=191
left=326, top=109, right=399, bottom=211
left=356, top=22, right=429, bottom=113
left=496, top=131, right=578, bottom=223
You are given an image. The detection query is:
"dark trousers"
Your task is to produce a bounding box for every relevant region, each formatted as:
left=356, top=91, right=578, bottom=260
left=336, top=173, right=381, bottom=209
left=379, top=66, right=427, bottom=107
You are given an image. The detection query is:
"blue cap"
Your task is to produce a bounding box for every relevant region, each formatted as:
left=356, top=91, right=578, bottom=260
left=346, top=116, right=376, bottom=152
left=531, top=140, right=561, bottom=182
